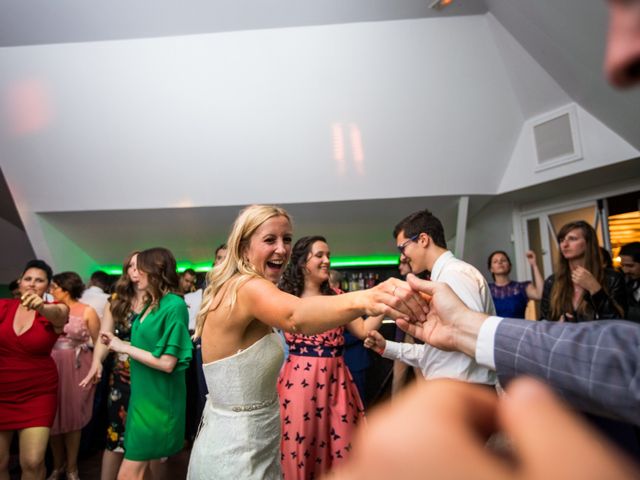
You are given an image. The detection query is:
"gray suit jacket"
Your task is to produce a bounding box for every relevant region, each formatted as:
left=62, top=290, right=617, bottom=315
left=494, top=318, right=640, bottom=426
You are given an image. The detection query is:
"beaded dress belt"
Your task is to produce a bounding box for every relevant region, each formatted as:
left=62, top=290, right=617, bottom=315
left=207, top=394, right=277, bottom=413
left=288, top=343, right=344, bottom=358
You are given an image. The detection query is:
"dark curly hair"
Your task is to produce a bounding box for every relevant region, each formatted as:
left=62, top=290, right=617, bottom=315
left=279, top=236, right=335, bottom=298
left=52, top=271, right=85, bottom=300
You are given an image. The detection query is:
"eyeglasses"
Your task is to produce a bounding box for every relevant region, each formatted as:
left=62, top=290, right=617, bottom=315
left=397, top=234, right=419, bottom=254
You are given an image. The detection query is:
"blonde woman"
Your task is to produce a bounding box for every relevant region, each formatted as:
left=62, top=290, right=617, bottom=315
left=187, top=205, right=426, bottom=479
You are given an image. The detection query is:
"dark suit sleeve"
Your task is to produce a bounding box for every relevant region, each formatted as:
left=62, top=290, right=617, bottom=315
left=494, top=318, right=640, bottom=426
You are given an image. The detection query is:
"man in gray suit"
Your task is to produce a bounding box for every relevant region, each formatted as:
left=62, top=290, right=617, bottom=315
left=400, top=275, right=640, bottom=426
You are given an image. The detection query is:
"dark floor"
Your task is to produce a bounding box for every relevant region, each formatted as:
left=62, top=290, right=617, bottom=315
left=9, top=447, right=192, bottom=480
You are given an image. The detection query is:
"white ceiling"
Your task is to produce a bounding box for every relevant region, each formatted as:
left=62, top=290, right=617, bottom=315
left=0, top=0, right=487, bottom=48
left=1, top=0, right=639, bottom=280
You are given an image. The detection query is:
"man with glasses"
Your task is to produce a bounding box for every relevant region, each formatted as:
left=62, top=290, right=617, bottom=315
left=365, top=208, right=496, bottom=386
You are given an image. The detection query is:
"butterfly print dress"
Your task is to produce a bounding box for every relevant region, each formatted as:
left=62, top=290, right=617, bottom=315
left=277, top=326, right=365, bottom=480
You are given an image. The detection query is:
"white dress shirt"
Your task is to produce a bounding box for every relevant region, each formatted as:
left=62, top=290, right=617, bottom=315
left=185, top=289, right=203, bottom=332
left=79, top=286, right=109, bottom=321
left=382, top=251, right=497, bottom=384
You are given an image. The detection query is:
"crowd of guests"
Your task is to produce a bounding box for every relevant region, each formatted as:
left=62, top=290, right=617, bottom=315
left=1, top=2, right=639, bottom=478
left=1, top=204, right=639, bottom=480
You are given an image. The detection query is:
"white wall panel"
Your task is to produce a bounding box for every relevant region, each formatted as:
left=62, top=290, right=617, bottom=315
left=499, top=104, right=639, bottom=194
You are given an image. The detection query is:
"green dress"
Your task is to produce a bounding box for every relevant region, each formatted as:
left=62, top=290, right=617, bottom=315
left=124, top=293, right=192, bottom=461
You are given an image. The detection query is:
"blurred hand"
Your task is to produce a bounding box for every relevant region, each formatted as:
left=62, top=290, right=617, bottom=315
left=79, top=361, right=103, bottom=388
left=571, top=266, right=601, bottom=295
left=327, top=378, right=640, bottom=480
left=20, top=292, right=44, bottom=312
left=364, top=330, right=386, bottom=354
left=100, top=331, right=127, bottom=354
left=525, top=250, right=537, bottom=266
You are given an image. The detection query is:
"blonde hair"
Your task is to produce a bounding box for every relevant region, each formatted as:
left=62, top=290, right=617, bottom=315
left=193, top=204, right=292, bottom=338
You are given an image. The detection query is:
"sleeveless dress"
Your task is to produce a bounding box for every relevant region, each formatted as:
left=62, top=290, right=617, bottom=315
left=105, top=310, right=133, bottom=452
left=0, top=299, right=59, bottom=430
left=278, top=327, right=365, bottom=480
left=489, top=281, right=531, bottom=318
left=50, top=302, right=95, bottom=435
left=124, top=293, right=192, bottom=461
left=187, top=333, right=285, bottom=480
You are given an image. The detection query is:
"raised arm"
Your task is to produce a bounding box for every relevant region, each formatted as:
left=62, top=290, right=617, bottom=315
left=240, top=277, right=427, bottom=336
left=525, top=250, right=544, bottom=300
left=21, top=292, right=69, bottom=329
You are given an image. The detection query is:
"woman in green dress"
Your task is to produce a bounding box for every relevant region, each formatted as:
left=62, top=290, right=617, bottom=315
left=100, top=247, right=192, bottom=480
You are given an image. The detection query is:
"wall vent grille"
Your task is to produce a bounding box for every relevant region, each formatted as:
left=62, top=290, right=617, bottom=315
left=531, top=105, right=582, bottom=172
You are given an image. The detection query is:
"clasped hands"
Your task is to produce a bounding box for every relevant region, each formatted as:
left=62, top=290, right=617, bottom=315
left=370, top=274, right=474, bottom=355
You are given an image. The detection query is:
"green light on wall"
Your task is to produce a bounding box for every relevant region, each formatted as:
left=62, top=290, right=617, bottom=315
left=330, top=255, right=399, bottom=268
left=98, top=255, right=398, bottom=276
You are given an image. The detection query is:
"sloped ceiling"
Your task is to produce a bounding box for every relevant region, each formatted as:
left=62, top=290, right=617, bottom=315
left=0, top=0, right=487, bottom=47
left=0, top=1, right=638, bottom=281
left=487, top=0, right=640, bottom=150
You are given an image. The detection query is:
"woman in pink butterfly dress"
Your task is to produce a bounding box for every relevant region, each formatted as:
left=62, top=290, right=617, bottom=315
left=277, top=236, right=383, bottom=480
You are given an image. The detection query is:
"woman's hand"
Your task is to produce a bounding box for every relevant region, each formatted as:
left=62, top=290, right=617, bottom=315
left=571, top=266, right=601, bottom=295
left=366, top=278, right=428, bottom=323
left=79, top=361, right=103, bottom=388
left=20, top=292, right=44, bottom=312
left=364, top=330, right=386, bottom=354
left=100, top=331, right=128, bottom=354
left=525, top=250, right=537, bottom=266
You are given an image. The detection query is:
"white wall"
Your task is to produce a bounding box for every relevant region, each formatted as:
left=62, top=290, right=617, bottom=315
left=499, top=104, right=639, bottom=194
left=462, top=199, right=517, bottom=283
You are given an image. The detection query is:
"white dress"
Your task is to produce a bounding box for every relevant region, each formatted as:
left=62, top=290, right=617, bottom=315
left=187, top=333, right=285, bottom=479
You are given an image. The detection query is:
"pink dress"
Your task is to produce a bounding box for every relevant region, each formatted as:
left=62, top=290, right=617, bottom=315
left=277, top=327, right=365, bottom=480
left=50, top=303, right=95, bottom=435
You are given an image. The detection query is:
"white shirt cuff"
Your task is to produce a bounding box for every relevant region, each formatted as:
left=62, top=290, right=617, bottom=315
left=381, top=339, right=400, bottom=360
left=475, top=316, right=503, bottom=370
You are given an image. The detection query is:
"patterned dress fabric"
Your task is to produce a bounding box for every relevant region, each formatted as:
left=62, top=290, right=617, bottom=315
left=105, top=311, right=133, bottom=452
left=489, top=281, right=530, bottom=318
left=278, top=327, right=365, bottom=480
left=0, top=299, right=60, bottom=430
left=124, top=293, right=192, bottom=461
left=50, top=302, right=96, bottom=435
left=187, top=333, right=285, bottom=480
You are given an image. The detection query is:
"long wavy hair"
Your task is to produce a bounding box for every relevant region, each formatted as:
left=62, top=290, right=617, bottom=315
left=193, top=205, right=292, bottom=338
left=110, top=251, right=141, bottom=328
left=136, top=247, right=180, bottom=310
left=279, top=236, right=335, bottom=298
left=549, top=221, right=608, bottom=320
